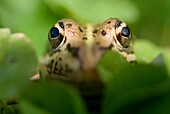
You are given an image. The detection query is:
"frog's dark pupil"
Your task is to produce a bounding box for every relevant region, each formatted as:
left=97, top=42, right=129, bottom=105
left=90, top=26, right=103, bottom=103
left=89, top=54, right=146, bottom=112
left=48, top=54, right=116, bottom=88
left=50, top=27, right=59, bottom=38
left=121, top=27, right=130, bottom=37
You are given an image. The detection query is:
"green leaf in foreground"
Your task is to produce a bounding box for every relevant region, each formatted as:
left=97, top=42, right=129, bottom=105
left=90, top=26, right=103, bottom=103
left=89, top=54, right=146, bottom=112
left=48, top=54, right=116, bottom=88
left=102, top=63, right=170, bottom=114
left=134, top=39, right=170, bottom=76
left=2, top=105, right=19, bottom=114
left=97, top=51, right=129, bottom=83
left=0, top=28, right=37, bottom=99
left=134, top=39, right=163, bottom=63
left=20, top=82, right=87, bottom=114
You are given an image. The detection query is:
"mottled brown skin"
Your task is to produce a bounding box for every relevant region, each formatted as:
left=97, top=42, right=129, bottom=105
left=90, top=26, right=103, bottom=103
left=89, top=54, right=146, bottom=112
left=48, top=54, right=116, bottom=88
left=41, top=18, right=136, bottom=95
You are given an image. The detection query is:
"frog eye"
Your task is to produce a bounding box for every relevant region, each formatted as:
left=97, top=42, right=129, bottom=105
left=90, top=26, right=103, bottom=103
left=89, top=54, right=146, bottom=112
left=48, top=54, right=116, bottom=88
left=114, top=21, right=132, bottom=48
left=121, top=27, right=130, bottom=37
left=48, top=26, right=64, bottom=51
left=49, top=27, right=60, bottom=38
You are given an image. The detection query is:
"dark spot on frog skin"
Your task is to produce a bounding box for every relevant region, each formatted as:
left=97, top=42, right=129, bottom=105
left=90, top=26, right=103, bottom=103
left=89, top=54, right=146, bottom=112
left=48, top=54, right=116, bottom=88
left=107, top=44, right=114, bottom=49
left=107, top=21, right=111, bottom=24
left=47, top=59, right=54, bottom=69
left=47, top=59, right=55, bottom=75
left=130, top=51, right=135, bottom=54
left=95, top=42, right=100, bottom=45
left=58, top=22, right=64, bottom=29
left=54, top=66, right=58, bottom=72
left=66, top=43, right=80, bottom=58
left=66, top=23, right=72, bottom=28
left=111, top=43, right=114, bottom=47
left=54, top=68, right=60, bottom=75
left=130, top=60, right=137, bottom=64
left=59, top=57, right=62, bottom=61
left=83, top=26, right=87, bottom=30
left=93, top=29, right=98, bottom=34
left=54, top=63, right=64, bottom=76
left=92, top=30, right=98, bottom=37
left=101, top=30, right=106, bottom=36
left=82, top=37, right=87, bottom=40
left=54, top=61, right=58, bottom=68
left=79, top=27, right=83, bottom=32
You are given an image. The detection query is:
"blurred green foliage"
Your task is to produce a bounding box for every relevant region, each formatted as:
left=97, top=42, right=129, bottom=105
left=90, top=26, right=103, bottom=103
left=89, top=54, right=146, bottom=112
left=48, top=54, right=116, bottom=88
left=0, top=0, right=169, bottom=56
left=0, top=28, right=37, bottom=100
left=0, top=0, right=170, bottom=114
left=20, top=82, right=87, bottom=114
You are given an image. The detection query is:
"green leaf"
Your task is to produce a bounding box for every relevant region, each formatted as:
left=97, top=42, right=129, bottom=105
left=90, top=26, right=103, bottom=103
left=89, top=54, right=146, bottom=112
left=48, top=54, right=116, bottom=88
left=44, top=0, right=139, bottom=23
left=97, top=51, right=129, bottom=83
left=134, top=39, right=163, bottom=63
left=0, top=0, right=57, bottom=56
left=20, top=100, right=50, bottom=114
left=102, top=64, right=169, bottom=114
left=134, top=39, right=170, bottom=76
left=0, top=28, right=37, bottom=99
left=20, top=82, right=87, bottom=114
left=162, top=49, right=170, bottom=77
left=2, top=105, right=19, bottom=114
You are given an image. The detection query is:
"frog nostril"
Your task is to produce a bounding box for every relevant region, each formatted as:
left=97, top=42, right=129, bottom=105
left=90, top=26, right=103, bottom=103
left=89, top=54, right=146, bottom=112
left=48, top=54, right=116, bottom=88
left=49, top=27, right=60, bottom=38
left=58, top=22, right=64, bottom=29
left=115, top=20, right=122, bottom=28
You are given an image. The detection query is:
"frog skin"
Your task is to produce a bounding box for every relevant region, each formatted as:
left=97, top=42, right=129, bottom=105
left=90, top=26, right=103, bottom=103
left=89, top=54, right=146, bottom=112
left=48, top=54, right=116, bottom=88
left=40, top=18, right=136, bottom=95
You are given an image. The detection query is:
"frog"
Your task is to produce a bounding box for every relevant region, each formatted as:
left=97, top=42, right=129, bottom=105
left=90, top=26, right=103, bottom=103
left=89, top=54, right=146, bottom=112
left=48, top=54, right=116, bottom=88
left=40, top=18, right=136, bottom=96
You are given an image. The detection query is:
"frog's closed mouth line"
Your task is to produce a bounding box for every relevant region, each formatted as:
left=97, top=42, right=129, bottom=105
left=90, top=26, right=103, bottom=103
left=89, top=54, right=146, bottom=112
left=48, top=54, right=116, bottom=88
left=40, top=17, right=136, bottom=95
